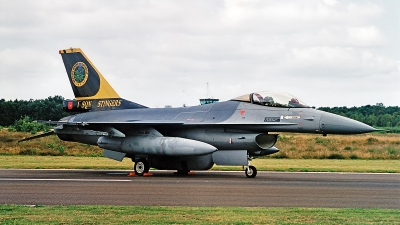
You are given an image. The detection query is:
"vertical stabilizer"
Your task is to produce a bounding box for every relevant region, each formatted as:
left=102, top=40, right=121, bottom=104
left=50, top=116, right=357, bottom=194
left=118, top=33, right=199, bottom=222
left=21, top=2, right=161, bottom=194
left=59, top=48, right=147, bottom=111
left=60, top=48, right=119, bottom=100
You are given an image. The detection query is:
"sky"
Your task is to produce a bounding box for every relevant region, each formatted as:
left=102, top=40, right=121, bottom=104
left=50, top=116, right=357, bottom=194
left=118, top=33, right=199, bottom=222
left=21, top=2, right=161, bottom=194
left=1, top=0, right=399, bottom=108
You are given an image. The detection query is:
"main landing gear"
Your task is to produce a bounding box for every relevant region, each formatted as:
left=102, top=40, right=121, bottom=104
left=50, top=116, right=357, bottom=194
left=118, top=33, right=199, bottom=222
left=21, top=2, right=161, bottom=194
left=134, top=158, right=150, bottom=176
left=245, top=155, right=257, bottom=178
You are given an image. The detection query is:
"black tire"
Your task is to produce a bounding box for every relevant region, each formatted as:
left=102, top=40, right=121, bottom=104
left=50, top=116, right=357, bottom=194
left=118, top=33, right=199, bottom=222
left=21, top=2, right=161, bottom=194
left=134, top=159, right=149, bottom=176
left=176, top=170, right=190, bottom=175
left=245, top=165, right=257, bottom=178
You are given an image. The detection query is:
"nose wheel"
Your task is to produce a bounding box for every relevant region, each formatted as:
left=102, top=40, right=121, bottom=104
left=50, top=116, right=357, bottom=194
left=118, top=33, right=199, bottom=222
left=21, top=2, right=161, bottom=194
left=245, top=154, right=257, bottom=178
left=245, top=165, right=257, bottom=178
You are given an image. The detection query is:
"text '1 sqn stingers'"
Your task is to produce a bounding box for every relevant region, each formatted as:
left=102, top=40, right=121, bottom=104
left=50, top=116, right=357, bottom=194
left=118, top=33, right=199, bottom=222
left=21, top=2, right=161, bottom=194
left=20, top=48, right=377, bottom=178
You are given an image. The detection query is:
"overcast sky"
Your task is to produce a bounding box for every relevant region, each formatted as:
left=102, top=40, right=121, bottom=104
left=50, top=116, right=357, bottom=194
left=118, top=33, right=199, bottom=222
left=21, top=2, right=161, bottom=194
left=1, top=0, right=399, bottom=108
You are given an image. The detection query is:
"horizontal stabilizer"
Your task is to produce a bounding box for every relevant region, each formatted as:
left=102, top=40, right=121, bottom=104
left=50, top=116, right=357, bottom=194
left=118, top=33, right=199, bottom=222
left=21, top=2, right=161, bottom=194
left=18, top=131, right=55, bottom=143
left=35, top=120, right=90, bottom=126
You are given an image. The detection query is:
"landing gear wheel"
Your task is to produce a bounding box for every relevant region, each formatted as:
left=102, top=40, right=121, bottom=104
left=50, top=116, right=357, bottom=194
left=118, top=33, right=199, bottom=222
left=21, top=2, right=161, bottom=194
left=176, top=170, right=190, bottom=175
left=134, top=159, right=149, bottom=176
left=245, top=165, right=257, bottom=178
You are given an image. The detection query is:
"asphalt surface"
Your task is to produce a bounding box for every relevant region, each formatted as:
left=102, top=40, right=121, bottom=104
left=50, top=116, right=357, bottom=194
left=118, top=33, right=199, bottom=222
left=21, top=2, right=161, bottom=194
left=0, top=169, right=399, bottom=208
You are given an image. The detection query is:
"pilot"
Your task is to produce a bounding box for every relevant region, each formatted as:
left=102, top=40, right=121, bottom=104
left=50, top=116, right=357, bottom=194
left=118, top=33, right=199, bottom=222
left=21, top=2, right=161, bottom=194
left=288, top=98, right=301, bottom=107
left=262, top=96, right=274, bottom=106
left=252, top=93, right=264, bottom=105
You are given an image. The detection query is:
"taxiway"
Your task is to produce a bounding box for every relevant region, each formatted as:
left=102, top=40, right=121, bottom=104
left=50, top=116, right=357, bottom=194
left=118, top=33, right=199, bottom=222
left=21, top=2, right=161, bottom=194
left=0, top=169, right=398, bottom=208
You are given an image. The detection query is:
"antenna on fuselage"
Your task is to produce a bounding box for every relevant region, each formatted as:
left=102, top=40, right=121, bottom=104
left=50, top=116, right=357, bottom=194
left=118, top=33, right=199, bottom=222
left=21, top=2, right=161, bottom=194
left=207, top=82, right=209, bottom=98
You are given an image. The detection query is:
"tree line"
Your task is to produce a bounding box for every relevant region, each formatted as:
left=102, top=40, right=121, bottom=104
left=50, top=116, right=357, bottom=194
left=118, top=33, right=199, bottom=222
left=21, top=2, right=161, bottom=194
left=318, top=103, right=400, bottom=132
left=0, top=96, right=399, bottom=132
left=0, top=96, right=70, bottom=127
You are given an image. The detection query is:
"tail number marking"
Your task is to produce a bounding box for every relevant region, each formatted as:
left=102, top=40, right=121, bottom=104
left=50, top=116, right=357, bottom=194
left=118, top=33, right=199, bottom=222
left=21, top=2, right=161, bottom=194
left=97, top=100, right=122, bottom=108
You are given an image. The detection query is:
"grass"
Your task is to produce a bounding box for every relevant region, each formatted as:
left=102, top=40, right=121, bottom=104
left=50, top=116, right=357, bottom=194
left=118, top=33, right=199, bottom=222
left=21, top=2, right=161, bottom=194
left=0, top=156, right=399, bottom=173
left=0, top=129, right=101, bottom=157
left=2, top=129, right=399, bottom=160
left=1, top=129, right=399, bottom=172
left=0, top=155, right=133, bottom=169
left=2, top=129, right=400, bottom=159
left=272, top=132, right=400, bottom=159
left=0, top=205, right=399, bottom=224
left=249, top=158, right=400, bottom=173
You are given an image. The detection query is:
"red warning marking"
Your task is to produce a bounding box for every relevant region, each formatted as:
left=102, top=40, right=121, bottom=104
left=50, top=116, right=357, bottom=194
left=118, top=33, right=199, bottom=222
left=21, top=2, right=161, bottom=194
left=240, top=110, right=245, bottom=115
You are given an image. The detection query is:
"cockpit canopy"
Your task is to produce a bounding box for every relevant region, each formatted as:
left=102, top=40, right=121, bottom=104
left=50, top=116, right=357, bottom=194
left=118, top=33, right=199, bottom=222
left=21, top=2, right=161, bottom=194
left=231, top=91, right=309, bottom=108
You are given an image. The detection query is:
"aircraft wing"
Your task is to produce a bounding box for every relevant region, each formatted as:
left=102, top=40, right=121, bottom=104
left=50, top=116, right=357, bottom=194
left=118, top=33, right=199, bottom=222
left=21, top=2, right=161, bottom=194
left=37, top=120, right=295, bottom=127
left=37, top=120, right=185, bottom=126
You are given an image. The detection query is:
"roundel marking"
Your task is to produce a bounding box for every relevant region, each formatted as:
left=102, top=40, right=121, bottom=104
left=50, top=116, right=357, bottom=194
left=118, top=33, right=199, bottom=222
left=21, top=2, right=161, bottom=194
left=71, top=62, right=89, bottom=87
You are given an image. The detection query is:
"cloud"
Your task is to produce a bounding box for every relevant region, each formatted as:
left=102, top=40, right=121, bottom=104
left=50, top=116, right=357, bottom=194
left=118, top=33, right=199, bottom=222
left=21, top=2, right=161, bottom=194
left=286, top=47, right=397, bottom=77
left=347, top=26, right=386, bottom=46
left=0, top=0, right=398, bottom=107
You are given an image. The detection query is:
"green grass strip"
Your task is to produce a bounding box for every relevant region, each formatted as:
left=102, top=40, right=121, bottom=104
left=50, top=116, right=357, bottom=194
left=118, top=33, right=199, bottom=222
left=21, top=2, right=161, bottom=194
left=0, top=155, right=399, bottom=173
left=0, top=205, right=399, bottom=224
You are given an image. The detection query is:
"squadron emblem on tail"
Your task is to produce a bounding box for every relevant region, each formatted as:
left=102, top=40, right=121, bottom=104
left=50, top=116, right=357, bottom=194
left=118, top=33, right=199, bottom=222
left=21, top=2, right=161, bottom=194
left=71, top=62, right=88, bottom=87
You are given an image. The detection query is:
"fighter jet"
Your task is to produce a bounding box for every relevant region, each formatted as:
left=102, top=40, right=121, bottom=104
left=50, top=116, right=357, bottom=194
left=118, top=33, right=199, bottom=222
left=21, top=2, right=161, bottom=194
left=20, top=48, right=377, bottom=178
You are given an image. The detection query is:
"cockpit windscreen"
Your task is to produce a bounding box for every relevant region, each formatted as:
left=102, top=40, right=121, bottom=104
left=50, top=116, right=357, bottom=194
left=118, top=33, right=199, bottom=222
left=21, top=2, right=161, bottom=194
left=231, top=91, right=309, bottom=108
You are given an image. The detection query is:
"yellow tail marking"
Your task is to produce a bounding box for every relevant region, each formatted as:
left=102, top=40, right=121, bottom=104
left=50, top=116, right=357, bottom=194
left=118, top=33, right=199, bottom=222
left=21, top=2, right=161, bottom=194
left=61, top=48, right=120, bottom=100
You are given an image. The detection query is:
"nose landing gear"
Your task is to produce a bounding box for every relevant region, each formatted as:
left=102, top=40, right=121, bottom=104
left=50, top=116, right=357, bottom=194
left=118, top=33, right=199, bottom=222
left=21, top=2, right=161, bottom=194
left=245, top=155, right=257, bottom=178
left=245, top=165, right=257, bottom=178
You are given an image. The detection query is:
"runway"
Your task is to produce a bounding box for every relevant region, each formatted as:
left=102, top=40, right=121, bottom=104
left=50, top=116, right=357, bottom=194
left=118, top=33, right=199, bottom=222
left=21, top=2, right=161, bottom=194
left=0, top=169, right=399, bottom=208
